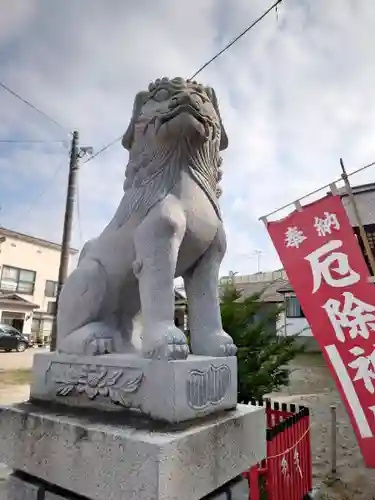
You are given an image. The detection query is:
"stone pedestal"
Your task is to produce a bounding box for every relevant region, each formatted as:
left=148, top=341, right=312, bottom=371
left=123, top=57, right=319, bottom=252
left=0, top=402, right=265, bottom=500
left=31, top=352, right=237, bottom=423
left=1, top=472, right=250, bottom=500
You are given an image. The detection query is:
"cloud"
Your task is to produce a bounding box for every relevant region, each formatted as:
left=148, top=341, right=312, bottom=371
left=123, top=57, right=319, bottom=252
left=1, top=0, right=375, bottom=277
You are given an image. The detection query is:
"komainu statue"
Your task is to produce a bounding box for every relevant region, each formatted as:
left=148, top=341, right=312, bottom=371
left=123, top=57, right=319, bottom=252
left=57, top=77, right=237, bottom=361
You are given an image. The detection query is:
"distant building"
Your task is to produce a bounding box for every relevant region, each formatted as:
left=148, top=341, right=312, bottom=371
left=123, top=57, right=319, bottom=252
left=218, top=270, right=287, bottom=335
left=0, top=227, right=78, bottom=342
left=340, top=182, right=375, bottom=274
left=219, top=269, right=287, bottom=286
left=174, top=288, right=187, bottom=330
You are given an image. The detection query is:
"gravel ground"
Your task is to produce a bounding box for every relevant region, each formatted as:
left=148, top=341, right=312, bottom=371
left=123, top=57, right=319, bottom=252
left=0, top=347, right=47, bottom=371
left=269, top=354, right=375, bottom=500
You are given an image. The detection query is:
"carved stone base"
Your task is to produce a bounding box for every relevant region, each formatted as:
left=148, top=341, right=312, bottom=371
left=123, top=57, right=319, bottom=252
left=30, top=352, right=237, bottom=423
left=0, top=403, right=265, bottom=500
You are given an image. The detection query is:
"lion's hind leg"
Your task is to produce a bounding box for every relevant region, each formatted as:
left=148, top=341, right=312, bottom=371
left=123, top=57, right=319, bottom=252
left=57, top=257, right=116, bottom=355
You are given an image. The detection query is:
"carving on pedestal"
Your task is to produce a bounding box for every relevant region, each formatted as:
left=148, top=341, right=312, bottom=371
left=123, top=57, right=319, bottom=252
left=186, top=364, right=231, bottom=410
left=53, top=363, right=143, bottom=406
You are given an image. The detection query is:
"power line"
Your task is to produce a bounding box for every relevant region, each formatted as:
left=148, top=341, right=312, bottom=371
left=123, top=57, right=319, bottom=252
left=260, top=158, right=375, bottom=221
left=0, top=139, right=65, bottom=144
left=21, top=153, right=69, bottom=220
left=80, top=1, right=283, bottom=166
left=75, top=177, right=84, bottom=244
left=83, top=135, right=123, bottom=164
left=190, top=0, right=283, bottom=80
left=0, top=80, right=70, bottom=135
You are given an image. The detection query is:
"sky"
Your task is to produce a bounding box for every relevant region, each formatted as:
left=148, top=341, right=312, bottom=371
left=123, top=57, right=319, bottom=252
left=1, top=0, right=375, bottom=277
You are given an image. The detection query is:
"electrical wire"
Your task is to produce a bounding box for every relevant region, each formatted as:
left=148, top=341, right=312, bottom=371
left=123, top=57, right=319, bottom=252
left=1, top=2, right=283, bottom=235
left=0, top=139, right=66, bottom=144
left=260, top=159, right=375, bottom=221
left=80, top=1, right=283, bottom=166
left=190, top=0, right=283, bottom=80
left=83, top=134, right=123, bottom=164
left=20, top=153, right=69, bottom=220
left=0, top=81, right=70, bottom=135
left=75, top=177, right=84, bottom=244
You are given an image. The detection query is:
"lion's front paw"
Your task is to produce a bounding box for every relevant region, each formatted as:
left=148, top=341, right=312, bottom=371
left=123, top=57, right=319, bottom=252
left=143, top=325, right=190, bottom=360
left=191, top=331, right=237, bottom=357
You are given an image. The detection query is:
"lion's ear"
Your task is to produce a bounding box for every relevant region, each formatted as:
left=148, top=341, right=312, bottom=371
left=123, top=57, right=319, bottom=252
left=122, top=91, right=150, bottom=151
left=205, top=86, right=228, bottom=151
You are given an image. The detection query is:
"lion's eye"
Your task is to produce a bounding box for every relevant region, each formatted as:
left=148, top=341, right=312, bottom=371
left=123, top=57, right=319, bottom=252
left=153, top=89, right=169, bottom=102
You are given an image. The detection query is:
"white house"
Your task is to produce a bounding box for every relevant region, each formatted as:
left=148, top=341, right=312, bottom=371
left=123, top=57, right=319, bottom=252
left=0, top=227, right=78, bottom=342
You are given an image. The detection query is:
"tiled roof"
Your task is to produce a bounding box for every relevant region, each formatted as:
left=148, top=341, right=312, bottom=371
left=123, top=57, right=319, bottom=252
left=276, top=282, right=294, bottom=293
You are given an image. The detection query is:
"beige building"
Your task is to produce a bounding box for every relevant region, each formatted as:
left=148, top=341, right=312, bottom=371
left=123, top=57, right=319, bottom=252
left=0, top=227, right=78, bottom=342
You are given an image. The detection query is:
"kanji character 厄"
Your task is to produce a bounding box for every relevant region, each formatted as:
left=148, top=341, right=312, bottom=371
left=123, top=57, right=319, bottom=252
left=305, top=240, right=360, bottom=293
left=348, top=345, right=375, bottom=394
left=314, top=212, right=340, bottom=237
left=285, top=226, right=306, bottom=248
left=322, top=292, right=375, bottom=342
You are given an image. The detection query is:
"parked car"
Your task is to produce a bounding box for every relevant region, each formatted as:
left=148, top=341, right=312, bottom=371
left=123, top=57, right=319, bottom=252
left=0, top=324, right=33, bottom=352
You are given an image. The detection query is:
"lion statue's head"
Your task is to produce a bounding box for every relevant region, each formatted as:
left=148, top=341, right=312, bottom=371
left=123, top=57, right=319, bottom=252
left=119, top=77, right=227, bottom=222
left=122, top=76, right=228, bottom=153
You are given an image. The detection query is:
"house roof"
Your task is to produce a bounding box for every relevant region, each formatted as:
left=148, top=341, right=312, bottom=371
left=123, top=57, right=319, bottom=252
left=337, top=182, right=375, bottom=196
left=0, top=227, right=79, bottom=254
left=225, top=278, right=288, bottom=303
left=276, top=282, right=294, bottom=293
left=0, top=292, right=40, bottom=309
left=174, top=288, right=187, bottom=306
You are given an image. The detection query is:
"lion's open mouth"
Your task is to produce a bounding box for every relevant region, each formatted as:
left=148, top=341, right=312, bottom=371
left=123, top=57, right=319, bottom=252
left=156, top=105, right=213, bottom=138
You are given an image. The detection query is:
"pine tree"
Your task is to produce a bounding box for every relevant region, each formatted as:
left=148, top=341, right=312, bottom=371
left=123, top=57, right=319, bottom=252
left=220, top=281, right=304, bottom=402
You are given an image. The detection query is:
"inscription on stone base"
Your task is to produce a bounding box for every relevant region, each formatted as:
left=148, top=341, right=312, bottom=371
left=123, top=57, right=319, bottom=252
left=187, top=364, right=231, bottom=410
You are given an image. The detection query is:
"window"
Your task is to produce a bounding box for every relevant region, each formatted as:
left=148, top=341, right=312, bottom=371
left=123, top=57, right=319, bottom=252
left=47, top=301, right=56, bottom=315
left=2, top=327, right=19, bottom=336
left=286, top=296, right=305, bottom=318
left=45, top=280, right=58, bottom=297
left=0, top=265, right=36, bottom=294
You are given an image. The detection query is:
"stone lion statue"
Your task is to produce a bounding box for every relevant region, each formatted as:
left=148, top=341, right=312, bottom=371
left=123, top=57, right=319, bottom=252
left=57, top=76, right=237, bottom=360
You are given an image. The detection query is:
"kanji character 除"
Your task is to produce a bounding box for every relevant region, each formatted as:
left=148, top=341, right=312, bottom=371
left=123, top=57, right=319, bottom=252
left=322, top=292, right=375, bottom=342
left=305, top=240, right=360, bottom=293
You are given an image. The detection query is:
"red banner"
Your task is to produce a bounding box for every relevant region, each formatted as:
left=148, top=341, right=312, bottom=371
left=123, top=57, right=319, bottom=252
left=266, top=194, right=375, bottom=467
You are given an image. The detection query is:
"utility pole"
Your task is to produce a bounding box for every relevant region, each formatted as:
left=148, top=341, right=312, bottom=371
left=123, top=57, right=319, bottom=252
left=50, top=131, right=79, bottom=351
left=254, top=250, right=263, bottom=273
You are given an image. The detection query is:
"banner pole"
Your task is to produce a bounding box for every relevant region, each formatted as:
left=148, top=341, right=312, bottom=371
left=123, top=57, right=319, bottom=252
left=340, top=158, right=375, bottom=276
left=330, top=405, right=337, bottom=475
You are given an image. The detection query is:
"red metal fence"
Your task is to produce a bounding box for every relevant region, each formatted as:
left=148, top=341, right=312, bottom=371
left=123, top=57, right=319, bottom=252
left=243, top=399, right=313, bottom=500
